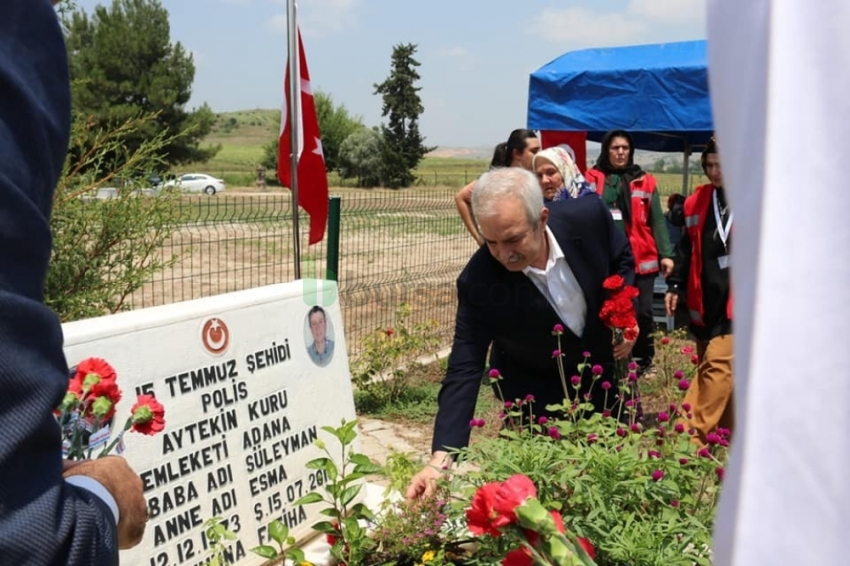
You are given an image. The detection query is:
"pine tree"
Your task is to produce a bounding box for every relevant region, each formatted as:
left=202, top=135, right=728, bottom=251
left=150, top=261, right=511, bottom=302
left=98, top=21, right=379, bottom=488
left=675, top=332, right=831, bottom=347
left=374, top=43, right=433, bottom=188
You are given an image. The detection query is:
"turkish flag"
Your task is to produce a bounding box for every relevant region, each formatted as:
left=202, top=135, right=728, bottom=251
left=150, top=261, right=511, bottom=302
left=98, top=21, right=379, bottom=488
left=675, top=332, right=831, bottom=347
left=540, top=130, right=589, bottom=174
left=278, top=29, right=328, bottom=245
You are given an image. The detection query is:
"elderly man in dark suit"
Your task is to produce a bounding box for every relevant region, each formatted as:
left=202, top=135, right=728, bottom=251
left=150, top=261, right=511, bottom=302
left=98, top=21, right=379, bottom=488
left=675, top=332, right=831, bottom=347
left=0, top=1, right=147, bottom=563
left=407, top=167, right=636, bottom=498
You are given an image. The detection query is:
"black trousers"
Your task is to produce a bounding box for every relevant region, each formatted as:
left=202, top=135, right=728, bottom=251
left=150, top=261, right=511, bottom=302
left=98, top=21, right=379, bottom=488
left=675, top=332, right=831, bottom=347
left=633, top=273, right=657, bottom=369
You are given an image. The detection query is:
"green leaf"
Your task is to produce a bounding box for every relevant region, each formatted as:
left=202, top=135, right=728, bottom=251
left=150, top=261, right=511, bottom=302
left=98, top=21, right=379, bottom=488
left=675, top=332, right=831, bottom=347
left=339, top=484, right=362, bottom=507
left=311, top=520, right=338, bottom=534
left=306, top=457, right=332, bottom=470
left=286, top=548, right=306, bottom=563
left=268, top=520, right=288, bottom=546
left=294, top=492, right=325, bottom=506
left=250, top=545, right=279, bottom=559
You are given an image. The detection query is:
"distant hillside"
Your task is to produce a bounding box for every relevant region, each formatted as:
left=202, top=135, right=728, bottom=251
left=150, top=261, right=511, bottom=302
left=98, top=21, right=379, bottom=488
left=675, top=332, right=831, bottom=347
left=208, top=109, right=279, bottom=140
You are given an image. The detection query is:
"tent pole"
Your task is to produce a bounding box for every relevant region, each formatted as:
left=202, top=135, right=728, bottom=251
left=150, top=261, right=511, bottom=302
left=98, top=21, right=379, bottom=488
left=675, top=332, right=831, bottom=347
left=682, top=141, right=691, bottom=195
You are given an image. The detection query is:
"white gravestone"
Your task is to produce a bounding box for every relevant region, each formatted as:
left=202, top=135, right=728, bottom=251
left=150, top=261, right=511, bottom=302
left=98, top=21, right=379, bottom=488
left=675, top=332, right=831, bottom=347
left=61, top=280, right=357, bottom=566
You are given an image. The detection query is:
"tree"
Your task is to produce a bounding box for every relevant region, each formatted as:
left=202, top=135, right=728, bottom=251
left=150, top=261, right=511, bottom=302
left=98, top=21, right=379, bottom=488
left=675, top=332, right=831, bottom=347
left=652, top=158, right=666, bottom=173
left=260, top=91, right=364, bottom=174
left=338, top=128, right=384, bottom=188
left=64, top=0, right=218, bottom=168
left=46, top=111, right=182, bottom=322
left=374, top=43, right=433, bottom=189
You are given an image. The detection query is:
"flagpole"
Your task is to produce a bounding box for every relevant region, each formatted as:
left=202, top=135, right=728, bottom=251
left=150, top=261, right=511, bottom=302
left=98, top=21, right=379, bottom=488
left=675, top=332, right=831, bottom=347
left=287, top=0, right=302, bottom=279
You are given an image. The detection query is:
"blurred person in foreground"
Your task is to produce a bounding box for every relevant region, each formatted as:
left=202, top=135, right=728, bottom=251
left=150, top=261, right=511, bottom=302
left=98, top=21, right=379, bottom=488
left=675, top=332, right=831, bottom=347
left=0, top=1, right=147, bottom=564
left=407, top=167, right=636, bottom=499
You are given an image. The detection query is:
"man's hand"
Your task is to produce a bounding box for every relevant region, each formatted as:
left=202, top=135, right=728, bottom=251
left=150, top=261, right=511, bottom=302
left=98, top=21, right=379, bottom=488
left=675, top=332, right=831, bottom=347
left=660, top=258, right=674, bottom=277
left=665, top=291, right=679, bottom=317
left=63, top=456, right=147, bottom=549
left=614, top=326, right=638, bottom=360
left=405, top=451, right=450, bottom=500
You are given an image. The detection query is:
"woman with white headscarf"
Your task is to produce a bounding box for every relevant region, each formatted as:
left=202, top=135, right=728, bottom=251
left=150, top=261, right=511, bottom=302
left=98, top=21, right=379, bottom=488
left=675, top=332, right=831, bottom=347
left=533, top=145, right=596, bottom=201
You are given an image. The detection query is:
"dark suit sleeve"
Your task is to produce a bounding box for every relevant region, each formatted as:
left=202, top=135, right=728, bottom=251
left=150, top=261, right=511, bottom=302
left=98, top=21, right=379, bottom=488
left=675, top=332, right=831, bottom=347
left=0, top=3, right=119, bottom=565
left=431, top=277, right=493, bottom=453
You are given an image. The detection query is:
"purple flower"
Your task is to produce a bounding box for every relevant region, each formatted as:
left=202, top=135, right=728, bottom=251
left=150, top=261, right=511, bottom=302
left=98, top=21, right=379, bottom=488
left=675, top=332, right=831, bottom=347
left=674, top=370, right=684, bottom=379
left=625, top=399, right=635, bottom=408
left=679, top=458, right=689, bottom=465
left=537, top=416, right=548, bottom=425
left=678, top=379, right=691, bottom=391
left=552, top=323, right=565, bottom=334
left=682, top=402, right=692, bottom=412
left=674, top=423, right=685, bottom=434
left=656, top=427, right=666, bottom=438
left=583, top=393, right=592, bottom=401
left=468, top=419, right=478, bottom=428
left=658, top=411, right=670, bottom=422
left=719, top=439, right=730, bottom=447
left=717, top=427, right=731, bottom=438
left=671, top=500, right=680, bottom=508
left=601, top=381, right=612, bottom=390
left=706, top=432, right=720, bottom=445
left=602, top=410, right=612, bottom=418
left=570, top=375, right=581, bottom=386
left=651, top=469, right=664, bottom=481
left=698, top=447, right=711, bottom=458
left=628, top=372, right=638, bottom=382
left=488, top=369, right=501, bottom=378
left=628, top=361, right=639, bottom=371
left=715, top=467, right=726, bottom=481
left=648, top=450, right=661, bottom=459
left=630, top=423, right=641, bottom=433
left=548, top=427, right=561, bottom=440
left=477, top=419, right=486, bottom=427
left=498, top=412, right=506, bottom=420
left=587, top=433, right=598, bottom=444
left=591, top=364, right=604, bottom=376
left=504, top=401, right=513, bottom=409
left=669, top=403, right=678, bottom=413
left=552, top=349, right=562, bottom=358
left=616, top=427, right=626, bottom=437
left=582, top=351, right=591, bottom=358
left=525, top=394, right=535, bottom=402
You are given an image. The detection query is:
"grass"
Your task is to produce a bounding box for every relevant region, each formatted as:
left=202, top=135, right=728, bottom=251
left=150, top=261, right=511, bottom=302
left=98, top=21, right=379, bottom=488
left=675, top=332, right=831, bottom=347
left=354, top=361, right=502, bottom=427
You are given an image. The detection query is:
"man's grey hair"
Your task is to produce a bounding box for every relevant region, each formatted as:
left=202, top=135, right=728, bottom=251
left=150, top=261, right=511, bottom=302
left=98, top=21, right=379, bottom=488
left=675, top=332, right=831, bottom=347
left=471, top=167, right=544, bottom=228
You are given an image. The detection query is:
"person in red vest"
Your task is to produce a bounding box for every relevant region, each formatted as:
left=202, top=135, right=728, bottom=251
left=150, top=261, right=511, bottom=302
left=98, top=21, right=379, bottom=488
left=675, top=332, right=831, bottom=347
left=586, top=130, right=673, bottom=373
left=664, top=137, right=733, bottom=445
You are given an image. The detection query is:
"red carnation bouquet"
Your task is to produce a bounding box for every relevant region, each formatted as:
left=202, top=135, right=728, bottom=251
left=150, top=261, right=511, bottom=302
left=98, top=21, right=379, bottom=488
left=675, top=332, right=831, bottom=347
left=599, top=275, right=639, bottom=381
left=466, top=474, right=597, bottom=565
left=56, top=357, right=166, bottom=460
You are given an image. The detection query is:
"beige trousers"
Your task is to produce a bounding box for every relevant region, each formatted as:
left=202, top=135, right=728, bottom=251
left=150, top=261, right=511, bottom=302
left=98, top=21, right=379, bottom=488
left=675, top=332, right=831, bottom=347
left=682, top=333, right=734, bottom=446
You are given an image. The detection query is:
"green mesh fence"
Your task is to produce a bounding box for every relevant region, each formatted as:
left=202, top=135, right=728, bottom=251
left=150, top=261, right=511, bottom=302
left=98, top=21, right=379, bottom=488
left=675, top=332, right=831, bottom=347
left=129, top=188, right=476, bottom=359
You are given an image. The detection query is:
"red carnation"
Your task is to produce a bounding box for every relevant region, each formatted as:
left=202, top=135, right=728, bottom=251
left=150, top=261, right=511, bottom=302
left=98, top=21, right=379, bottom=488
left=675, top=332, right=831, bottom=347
left=492, top=475, right=537, bottom=525
left=74, top=358, right=117, bottom=389
left=501, top=548, right=532, bottom=566
left=466, top=482, right=505, bottom=537
left=86, top=379, right=123, bottom=420
left=624, top=327, right=639, bottom=341
left=603, top=275, right=625, bottom=290
left=578, top=537, right=596, bottom=560
left=130, top=394, right=166, bottom=436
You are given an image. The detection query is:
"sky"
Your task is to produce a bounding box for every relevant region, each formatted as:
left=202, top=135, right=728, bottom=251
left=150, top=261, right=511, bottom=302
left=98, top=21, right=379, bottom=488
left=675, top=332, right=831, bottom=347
left=73, top=0, right=707, bottom=148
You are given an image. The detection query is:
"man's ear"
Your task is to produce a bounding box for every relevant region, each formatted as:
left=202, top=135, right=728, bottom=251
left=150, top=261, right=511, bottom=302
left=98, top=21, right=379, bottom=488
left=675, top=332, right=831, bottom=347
left=539, top=207, right=549, bottom=229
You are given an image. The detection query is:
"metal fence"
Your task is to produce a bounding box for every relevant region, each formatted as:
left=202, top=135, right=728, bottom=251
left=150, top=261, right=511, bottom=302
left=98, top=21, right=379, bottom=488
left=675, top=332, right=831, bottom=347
left=127, top=174, right=705, bottom=360
left=129, top=188, right=477, bottom=359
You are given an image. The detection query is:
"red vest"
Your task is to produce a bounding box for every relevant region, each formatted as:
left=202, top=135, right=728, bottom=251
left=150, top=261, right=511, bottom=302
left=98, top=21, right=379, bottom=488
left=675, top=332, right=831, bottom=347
left=586, top=169, right=660, bottom=274
left=683, top=184, right=734, bottom=326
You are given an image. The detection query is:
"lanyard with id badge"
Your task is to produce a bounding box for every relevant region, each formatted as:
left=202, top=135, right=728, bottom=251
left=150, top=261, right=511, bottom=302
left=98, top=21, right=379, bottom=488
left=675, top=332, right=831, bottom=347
left=714, top=190, right=733, bottom=269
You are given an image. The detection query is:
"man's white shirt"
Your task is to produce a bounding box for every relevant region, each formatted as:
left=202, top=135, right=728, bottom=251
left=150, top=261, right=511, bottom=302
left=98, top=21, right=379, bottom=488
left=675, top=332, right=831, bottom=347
left=522, top=226, right=587, bottom=337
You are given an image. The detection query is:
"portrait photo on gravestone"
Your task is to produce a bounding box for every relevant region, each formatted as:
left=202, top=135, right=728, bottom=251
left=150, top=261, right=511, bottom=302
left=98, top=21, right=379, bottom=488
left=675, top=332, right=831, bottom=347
left=304, top=305, right=335, bottom=368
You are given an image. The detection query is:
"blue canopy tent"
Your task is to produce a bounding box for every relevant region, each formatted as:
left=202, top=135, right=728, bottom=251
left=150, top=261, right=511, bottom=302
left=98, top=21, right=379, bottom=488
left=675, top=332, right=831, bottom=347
left=527, top=40, right=713, bottom=189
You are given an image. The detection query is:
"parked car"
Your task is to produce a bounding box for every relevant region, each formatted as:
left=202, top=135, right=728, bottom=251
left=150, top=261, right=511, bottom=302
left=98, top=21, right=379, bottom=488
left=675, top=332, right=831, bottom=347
left=162, top=173, right=225, bottom=195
